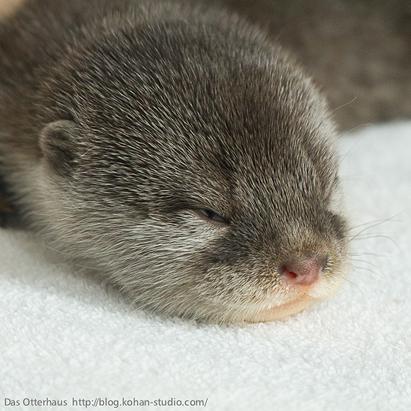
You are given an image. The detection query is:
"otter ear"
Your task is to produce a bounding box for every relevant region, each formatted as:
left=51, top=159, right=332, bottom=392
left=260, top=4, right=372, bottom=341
left=39, top=120, right=78, bottom=175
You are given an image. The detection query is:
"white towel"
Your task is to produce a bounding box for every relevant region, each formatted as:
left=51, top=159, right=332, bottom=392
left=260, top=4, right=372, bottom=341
left=1, top=122, right=410, bottom=411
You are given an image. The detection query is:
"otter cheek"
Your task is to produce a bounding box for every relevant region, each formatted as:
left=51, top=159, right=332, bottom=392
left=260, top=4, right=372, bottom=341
left=328, top=184, right=345, bottom=215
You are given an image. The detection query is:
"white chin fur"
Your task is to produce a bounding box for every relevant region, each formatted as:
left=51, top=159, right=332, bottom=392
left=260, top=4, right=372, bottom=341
left=238, top=275, right=344, bottom=323
left=307, top=275, right=343, bottom=299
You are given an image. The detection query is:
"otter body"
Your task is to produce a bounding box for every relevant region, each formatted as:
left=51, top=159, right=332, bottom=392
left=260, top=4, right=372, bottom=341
left=1, top=0, right=402, bottom=323
left=220, top=0, right=411, bottom=129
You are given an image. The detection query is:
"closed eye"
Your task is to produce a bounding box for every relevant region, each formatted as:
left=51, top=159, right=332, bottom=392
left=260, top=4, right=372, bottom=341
left=194, top=208, right=230, bottom=226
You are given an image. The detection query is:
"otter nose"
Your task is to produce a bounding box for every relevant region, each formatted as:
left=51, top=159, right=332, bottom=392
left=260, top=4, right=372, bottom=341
left=281, top=256, right=327, bottom=286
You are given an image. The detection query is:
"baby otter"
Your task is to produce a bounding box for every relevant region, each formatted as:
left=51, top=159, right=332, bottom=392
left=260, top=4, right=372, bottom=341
left=1, top=0, right=359, bottom=323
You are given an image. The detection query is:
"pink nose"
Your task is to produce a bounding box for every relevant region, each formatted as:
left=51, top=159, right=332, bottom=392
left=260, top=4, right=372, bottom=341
left=281, top=256, right=326, bottom=286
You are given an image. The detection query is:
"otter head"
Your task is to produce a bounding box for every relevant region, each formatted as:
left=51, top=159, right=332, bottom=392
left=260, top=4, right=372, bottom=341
left=37, top=15, right=348, bottom=323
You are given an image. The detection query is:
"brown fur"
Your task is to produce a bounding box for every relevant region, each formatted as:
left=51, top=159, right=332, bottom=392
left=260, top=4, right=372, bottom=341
left=0, top=0, right=25, bottom=19
left=217, top=0, right=411, bottom=129
left=2, top=0, right=405, bottom=323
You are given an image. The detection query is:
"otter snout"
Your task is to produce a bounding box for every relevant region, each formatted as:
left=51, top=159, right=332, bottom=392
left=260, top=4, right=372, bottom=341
left=281, top=255, right=328, bottom=286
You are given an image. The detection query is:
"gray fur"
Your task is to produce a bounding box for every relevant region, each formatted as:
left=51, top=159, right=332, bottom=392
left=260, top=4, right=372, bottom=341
left=0, top=0, right=368, bottom=323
